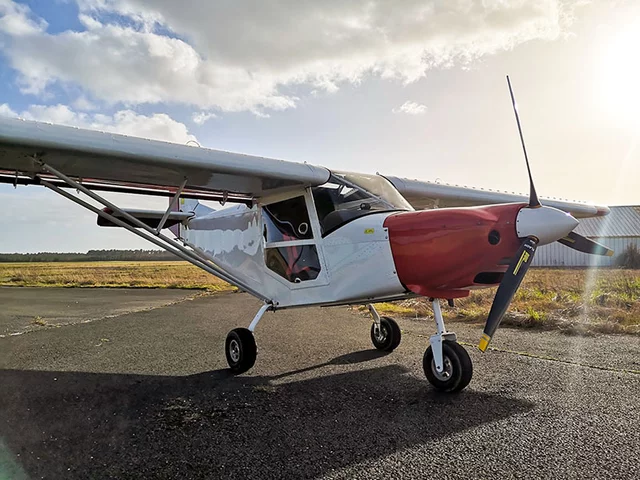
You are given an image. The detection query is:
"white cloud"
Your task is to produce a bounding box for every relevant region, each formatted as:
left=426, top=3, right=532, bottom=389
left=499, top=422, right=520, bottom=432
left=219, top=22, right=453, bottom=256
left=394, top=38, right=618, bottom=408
left=0, top=0, right=584, bottom=114
left=0, top=103, right=197, bottom=144
left=72, top=95, right=98, bottom=111
left=0, top=0, right=46, bottom=36
left=393, top=100, right=427, bottom=115
left=0, top=103, right=17, bottom=117
left=192, top=111, right=218, bottom=125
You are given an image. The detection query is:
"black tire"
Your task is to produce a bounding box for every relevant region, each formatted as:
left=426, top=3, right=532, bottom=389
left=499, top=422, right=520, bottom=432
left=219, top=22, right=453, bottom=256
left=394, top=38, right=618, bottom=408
left=423, top=340, right=473, bottom=392
left=225, top=328, right=257, bottom=374
left=370, top=317, right=401, bottom=352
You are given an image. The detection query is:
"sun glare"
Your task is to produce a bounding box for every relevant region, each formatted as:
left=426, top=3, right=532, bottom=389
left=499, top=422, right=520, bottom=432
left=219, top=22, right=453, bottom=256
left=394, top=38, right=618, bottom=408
left=597, top=25, right=640, bottom=123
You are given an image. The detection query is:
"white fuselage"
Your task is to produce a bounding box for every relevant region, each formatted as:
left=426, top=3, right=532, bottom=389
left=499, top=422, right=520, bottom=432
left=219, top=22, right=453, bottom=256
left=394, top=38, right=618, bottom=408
left=180, top=198, right=406, bottom=308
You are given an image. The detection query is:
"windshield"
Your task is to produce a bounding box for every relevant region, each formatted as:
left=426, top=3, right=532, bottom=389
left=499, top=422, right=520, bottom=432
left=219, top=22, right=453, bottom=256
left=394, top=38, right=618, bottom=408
left=334, top=172, right=414, bottom=212
left=312, top=173, right=412, bottom=236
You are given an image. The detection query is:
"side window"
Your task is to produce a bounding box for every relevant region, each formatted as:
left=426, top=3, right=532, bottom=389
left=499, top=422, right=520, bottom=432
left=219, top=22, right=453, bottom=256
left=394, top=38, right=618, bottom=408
left=263, top=196, right=313, bottom=242
left=265, top=245, right=321, bottom=283
left=262, top=195, right=321, bottom=283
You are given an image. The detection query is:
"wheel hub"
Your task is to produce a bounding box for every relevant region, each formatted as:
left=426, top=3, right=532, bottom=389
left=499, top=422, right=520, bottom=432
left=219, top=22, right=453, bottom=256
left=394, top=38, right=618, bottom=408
left=375, top=324, right=387, bottom=343
left=431, top=356, right=453, bottom=381
left=229, top=339, right=240, bottom=363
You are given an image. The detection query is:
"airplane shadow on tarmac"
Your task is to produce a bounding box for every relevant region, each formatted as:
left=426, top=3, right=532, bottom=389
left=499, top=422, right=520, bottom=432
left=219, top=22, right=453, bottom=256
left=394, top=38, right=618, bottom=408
left=0, top=351, right=535, bottom=479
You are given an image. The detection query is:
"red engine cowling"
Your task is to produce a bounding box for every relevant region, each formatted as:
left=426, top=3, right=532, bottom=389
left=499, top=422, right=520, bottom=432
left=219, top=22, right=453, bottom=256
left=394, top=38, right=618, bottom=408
left=384, top=203, right=525, bottom=299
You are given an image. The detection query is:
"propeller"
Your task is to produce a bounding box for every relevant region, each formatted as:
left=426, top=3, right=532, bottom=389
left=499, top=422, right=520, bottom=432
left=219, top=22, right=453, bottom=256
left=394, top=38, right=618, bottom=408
left=558, top=231, right=614, bottom=256
left=506, top=75, right=540, bottom=209
left=479, top=237, right=537, bottom=352
left=478, top=76, right=613, bottom=352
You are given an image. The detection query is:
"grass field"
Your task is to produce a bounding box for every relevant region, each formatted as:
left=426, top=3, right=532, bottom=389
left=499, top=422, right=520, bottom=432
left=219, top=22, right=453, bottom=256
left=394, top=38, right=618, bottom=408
left=0, top=261, right=232, bottom=292
left=1, top=262, right=638, bottom=335
left=369, top=268, right=640, bottom=335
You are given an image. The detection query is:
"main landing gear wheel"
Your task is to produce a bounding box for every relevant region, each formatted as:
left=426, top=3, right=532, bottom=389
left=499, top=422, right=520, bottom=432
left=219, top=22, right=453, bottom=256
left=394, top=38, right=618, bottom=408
left=225, top=328, right=257, bottom=374
left=423, top=340, right=473, bottom=393
left=370, top=316, right=401, bottom=352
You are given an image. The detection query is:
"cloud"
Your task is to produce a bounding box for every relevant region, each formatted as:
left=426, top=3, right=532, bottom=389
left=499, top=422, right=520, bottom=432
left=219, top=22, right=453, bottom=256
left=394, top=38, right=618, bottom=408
left=0, top=103, right=17, bottom=117
left=393, top=101, right=427, bottom=115
left=192, top=111, right=218, bottom=125
left=0, top=0, right=46, bottom=36
left=0, top=103, right=197, bottom=144
left=0, top=0, right=584, bottom=114
left=72, top=95, right=98, bottom=111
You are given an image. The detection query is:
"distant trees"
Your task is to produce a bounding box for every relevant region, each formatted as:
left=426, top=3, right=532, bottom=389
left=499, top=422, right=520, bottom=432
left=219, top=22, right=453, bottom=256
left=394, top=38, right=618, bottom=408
left=616, top=244, right=640, bottom=269
left=0, top=250, right=179, bottom=262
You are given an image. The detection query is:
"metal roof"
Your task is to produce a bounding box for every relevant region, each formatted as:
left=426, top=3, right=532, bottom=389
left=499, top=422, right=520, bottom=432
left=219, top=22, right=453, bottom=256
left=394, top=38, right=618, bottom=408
left=575, top=206, right=640, bottom=238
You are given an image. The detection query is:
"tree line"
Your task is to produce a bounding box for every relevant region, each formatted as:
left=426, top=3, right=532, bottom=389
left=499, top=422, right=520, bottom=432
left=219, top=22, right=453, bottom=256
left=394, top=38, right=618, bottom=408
left=0, top=250, right=180, bottom=262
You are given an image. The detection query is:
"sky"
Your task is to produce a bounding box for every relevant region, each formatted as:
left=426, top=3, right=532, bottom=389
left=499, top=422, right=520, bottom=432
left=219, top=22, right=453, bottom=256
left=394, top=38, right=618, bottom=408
left=0, top=0, right=639, bottom=253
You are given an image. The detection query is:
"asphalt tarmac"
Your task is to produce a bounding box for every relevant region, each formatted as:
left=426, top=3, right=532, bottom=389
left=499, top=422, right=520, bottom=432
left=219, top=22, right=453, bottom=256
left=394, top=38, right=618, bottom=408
left=1, top=288, right=638, bottom=479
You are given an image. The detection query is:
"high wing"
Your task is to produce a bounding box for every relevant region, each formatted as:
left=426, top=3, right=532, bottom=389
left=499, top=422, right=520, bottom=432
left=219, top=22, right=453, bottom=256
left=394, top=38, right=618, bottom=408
left=0, top=116, right=330, bottom=200
left=0, top=116, right=609, bottom=218
left=385, top=176, right=610, bottom=218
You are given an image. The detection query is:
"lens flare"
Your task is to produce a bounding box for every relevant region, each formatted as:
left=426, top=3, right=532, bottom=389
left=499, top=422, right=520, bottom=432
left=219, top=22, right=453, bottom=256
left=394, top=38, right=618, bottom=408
left=597, top=25, right=640, bottom=124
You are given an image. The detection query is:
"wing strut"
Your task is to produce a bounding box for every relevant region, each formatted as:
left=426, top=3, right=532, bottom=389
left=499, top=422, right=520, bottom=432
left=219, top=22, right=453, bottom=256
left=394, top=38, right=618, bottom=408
left=35, top=161, right=271, bottom=303
left=156, top=178, right=187, bottom=234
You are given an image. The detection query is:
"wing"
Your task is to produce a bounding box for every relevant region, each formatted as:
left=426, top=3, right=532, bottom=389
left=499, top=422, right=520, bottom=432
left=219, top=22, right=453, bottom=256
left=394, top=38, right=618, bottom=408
left=0, top=116, right=330, bottom=199
left=0, top=116, right=609, bottom=218
left=385, top=176, right=610, bottom=218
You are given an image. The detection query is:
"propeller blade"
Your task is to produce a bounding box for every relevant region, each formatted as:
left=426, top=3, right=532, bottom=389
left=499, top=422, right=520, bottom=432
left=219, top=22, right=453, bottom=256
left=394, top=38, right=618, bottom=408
left=558, top=231, right=614, bottom=257
left=479, top=237, right=538, bottom=352
left=506, top=75, right=540, bottom=208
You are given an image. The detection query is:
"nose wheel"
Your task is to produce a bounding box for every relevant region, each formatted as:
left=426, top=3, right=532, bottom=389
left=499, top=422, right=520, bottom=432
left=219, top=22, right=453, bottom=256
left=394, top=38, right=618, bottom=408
left=423, top=340, right=472, bottom=392
left=422, top=298, right=473, bottom=392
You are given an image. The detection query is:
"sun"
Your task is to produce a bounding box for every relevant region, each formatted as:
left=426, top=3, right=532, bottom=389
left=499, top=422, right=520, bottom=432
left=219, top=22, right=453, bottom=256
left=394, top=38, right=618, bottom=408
left=596, top=25, right=640, bottom=124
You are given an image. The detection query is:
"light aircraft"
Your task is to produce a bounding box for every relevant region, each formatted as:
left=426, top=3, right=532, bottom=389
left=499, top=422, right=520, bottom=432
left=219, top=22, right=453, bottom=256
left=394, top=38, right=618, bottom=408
left=0, top=78, right=613, bottom=392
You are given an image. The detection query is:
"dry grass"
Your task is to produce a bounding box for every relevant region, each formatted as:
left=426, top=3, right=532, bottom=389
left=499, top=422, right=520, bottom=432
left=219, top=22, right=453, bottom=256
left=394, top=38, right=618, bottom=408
left=0, top=261, right=233, bottom=292
left=2, top=263, right=638, bottom=335
left=366, top=269, right=640, bottom=335
left=31, top=315, right=47, bottom=326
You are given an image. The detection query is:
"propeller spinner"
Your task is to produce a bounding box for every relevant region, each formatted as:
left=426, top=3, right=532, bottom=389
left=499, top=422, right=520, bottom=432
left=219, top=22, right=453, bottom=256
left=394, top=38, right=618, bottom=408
left=478, top=77, right=613, bottom=352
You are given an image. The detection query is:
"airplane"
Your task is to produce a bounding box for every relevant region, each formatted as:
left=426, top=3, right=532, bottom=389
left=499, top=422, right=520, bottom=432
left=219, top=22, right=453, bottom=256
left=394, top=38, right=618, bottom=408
left=0, top=77, right=613, bottom=392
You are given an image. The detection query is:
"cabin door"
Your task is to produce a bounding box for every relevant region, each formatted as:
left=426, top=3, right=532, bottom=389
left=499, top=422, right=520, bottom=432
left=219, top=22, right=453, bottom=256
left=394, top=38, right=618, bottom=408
left=260, top=189, right=328, bottom=289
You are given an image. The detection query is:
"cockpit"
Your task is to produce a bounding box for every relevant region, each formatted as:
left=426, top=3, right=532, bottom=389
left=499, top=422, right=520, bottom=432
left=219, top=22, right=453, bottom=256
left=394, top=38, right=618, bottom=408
left=312, top=172, right=414, bottom=236
left=261, top=171, right=412, bottom=283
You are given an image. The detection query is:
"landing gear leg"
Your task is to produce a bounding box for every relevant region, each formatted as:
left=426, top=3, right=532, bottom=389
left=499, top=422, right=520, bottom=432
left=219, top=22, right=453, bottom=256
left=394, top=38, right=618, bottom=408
left=225, top=303, right=270, bottom=374
left=423, top=299, right=473, bottom=392
left=367, top=304, right=401, bottom=351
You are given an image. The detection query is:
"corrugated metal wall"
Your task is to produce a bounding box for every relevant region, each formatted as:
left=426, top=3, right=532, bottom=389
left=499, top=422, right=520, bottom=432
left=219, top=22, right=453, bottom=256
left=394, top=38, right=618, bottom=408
left=533, top=237, right=640, bottom=267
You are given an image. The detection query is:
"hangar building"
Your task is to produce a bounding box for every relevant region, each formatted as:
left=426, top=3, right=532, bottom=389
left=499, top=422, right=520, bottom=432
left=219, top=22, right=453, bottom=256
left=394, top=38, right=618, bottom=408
left=533, top=206, right=640, bottom=267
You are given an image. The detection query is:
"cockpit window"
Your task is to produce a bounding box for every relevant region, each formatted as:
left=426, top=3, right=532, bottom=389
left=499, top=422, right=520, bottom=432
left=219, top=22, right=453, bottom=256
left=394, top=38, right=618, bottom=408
left=312, top=173, right=412, bottom=236
left=263, top=196, right=313, bottom=242
left=262, top=195, right=321, bottom=284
